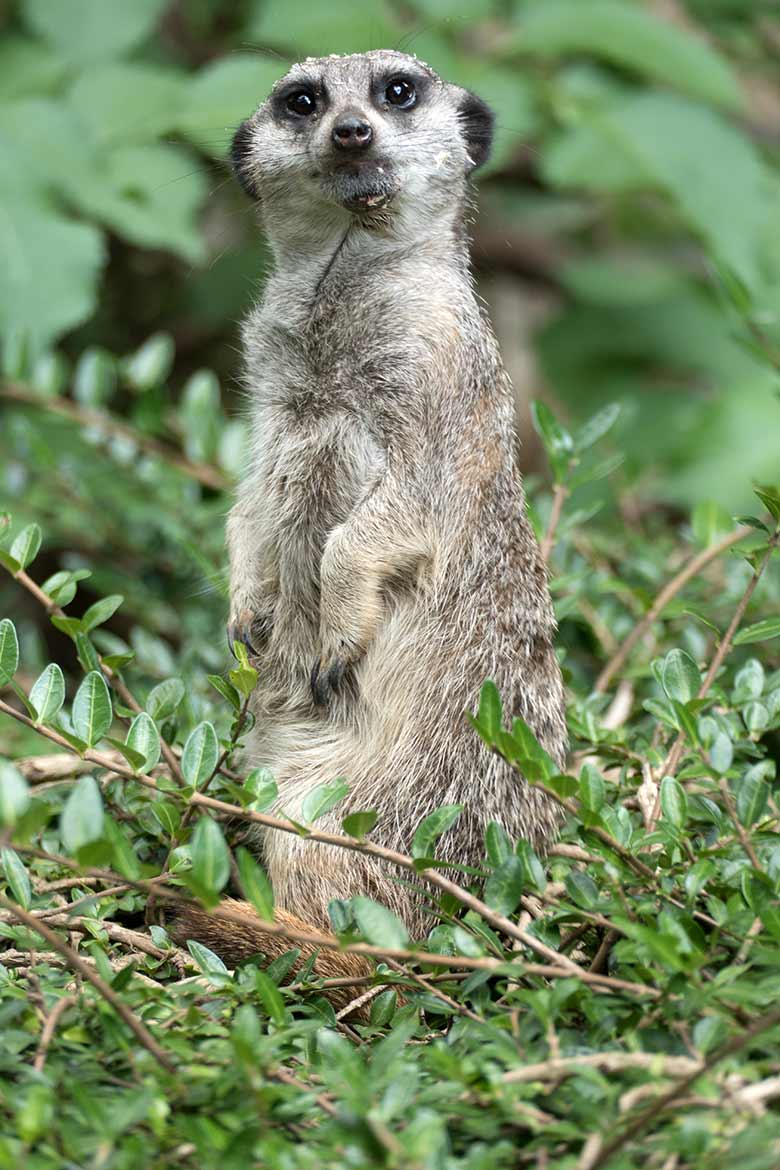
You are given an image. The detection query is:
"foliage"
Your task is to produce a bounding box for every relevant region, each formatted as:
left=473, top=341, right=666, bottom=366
left=1, top=1, right=780, bottom=1168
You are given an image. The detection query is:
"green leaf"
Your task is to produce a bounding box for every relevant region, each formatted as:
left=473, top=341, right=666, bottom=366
left=10, top=523, right=42, bottom=571
left=146, top=677, right=185, bottom=722
left=565, top=870, right=599, bottom=910
left=237, top=848, right=274, bottom=920
left=575, top=402, right=620, bottom=451
left=177, top=54, right=285, bottom=157
left=207, top=674, right=241, bottom=711
left=692, top=500, right=734, bottom=549
left=753, top=485, right=780, bottom=521
left=473, top=679, right=503, bottom=743
left=68, top=62, right=186, bottom=147
left=351, top=896, right=409, bottom=950
left=710, top=732, right=734, bottom=775
left=0, top=194, right=104, bottom=354
left=530, top=400, right=574, bottom=482
left=0, top=619, right=19, bottom=685
left=49, top=615, right=85, bottom=639
left=733, top=658, right=764, bottom=701
left=125, top=712, right=161, bottom=773
left=244, top=768, right=278, bottom=813
left=181, top=722, right=219, bottom=789
left=246, top=0, right=400, bottom=59
left=21, top=0, right=169, bottom=65
left=736, top=773, right=768, bottom=827
left=579, top=764, right=605, bottom=813
left=187, top=940, right=229, bottom=975
left=301, top=777, right=350, bottom=824
left=542, top=94, right=768, bottom=290
left=342, top=810, right=378, bottom=839
left=483, top=855, right=525, bottom=916
left=662, top=649, right=701, bottom=704
left=60, top=775, right=104, bottom=853
left=1, top=847, right=31, bottom=909
left=31, top=350, right=69, bottom=397
left=516, top=840, right=547, bottom=894
left=72, top=347, right=117, bottom=406
left=29, top=663, right=65, bottom=724
left=411, top=805, right=463, bottom=861
left=190, top=816, right=230, bottom=897
left=513, top=0, right=742, bottom=110
left=81, top=595, right=123, bottom=632
left=485, top=821, right=513, bottom=867
left=734, top=619, right=780, bottom=646
left=124, top=332, right=175, bottom=391
left=660, top=776, right=688, bottom=828
left=71, top=671, right=112, bottom=747
left=255, top=971, right=287, bottom=1025
left=0, top=761, right=31, bottom=828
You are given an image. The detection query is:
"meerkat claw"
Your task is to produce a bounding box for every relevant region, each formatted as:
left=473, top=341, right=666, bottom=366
left=311, top=658, right=347, bottom=705
left=227, top=620, right=256, bottom=658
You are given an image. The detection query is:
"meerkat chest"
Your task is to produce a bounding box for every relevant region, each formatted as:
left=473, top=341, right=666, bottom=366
left=254, top=403, right=385, bottom=545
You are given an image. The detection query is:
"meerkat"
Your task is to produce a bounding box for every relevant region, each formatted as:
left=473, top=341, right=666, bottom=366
left=172, top=51, right=567, bottom=997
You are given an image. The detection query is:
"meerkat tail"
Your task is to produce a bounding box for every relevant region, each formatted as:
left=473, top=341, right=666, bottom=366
left=168, top=898, right=377, bottom=1014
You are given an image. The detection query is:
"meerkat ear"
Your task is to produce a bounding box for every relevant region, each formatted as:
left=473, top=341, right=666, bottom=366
left=457, top=89, right=494, bottom=172
left=231, top=119, right=260, bottom=200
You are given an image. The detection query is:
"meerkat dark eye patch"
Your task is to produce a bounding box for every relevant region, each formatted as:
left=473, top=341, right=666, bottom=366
left=458, top=90, right=494, bottom=171
left=231, top=118, right=259, bottom=200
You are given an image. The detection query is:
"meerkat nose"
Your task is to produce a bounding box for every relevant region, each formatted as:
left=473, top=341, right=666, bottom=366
left=332, top=114, right=373, bottom=151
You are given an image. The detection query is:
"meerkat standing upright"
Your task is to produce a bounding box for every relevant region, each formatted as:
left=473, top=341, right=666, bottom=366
left=174, top=51, right=567, bottom=980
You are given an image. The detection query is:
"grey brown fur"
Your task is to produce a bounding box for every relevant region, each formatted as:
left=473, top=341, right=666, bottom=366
left=174, top=51, right=567, bottom=967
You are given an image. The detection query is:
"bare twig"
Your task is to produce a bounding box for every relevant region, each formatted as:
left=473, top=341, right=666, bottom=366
left=0, top=892, right=174, bottom=1072
left=8, top=843, right=663, bottom=997
left=33, top=995, right=77, bottom=1072
left=540, top=483, right=569, bottom=563
left=1, top=380, right=228, bottom=491
left=385, top=958, right=484, bottom=1023
left=594, top=527, right=749, bottom=693
left=503, top=1051, right=702, bottom=1084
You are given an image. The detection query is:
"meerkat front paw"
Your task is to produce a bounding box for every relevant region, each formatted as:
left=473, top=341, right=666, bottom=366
left=226, top=606, right=272, bottom=660
left=310, top=634, right=363, bottom=706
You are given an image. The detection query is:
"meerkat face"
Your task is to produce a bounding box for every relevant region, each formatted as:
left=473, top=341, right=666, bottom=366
left=232, top=50, right=493, bottom=219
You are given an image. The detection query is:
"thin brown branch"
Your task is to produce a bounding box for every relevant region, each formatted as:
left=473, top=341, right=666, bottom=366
left=385, top=957, right=484, bottom=1023
left=0, top=697, right=591, bottom=982
left=10, top=842, right=662, bottom=997
left=718, top=778, right=763, bottom=872
left=504, top=1051, right=702, bottom=1085
left=33, top=995, right=77, bottom=1072
left=0, top=892, right=174, bottom=1072
left=594, top=527, right=749, bottom=693
left=1, top=380, right=228, bottom=491
left=540, top=482, right=569, bottom=564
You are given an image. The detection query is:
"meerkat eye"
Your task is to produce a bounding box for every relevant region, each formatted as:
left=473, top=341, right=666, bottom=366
left=286, top=89, right=317, bottom=117
left=385, top=77, right=416, bottom=109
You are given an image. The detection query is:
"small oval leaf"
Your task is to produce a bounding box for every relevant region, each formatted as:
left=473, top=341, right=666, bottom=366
left=60, top=774, right=104, bottom=854
left=29, top=663, right=65, bottom=724
left=0, top=619, right=20, bottom=685
left=71, top=671, right=112, bottom=747
left=191, top=816, right=230, bottom=896
left=181, top=722, right=219, bottom=788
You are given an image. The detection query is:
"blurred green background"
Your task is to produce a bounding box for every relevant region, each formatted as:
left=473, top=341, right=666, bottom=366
left=1, top=0, right=779, bottom=733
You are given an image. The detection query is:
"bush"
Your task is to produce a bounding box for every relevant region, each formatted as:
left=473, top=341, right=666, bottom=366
left=1, top=2, right=780, bottom=1167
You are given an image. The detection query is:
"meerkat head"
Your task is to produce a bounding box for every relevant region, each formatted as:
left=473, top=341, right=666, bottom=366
left=231, top=50, right=493, bottom=223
